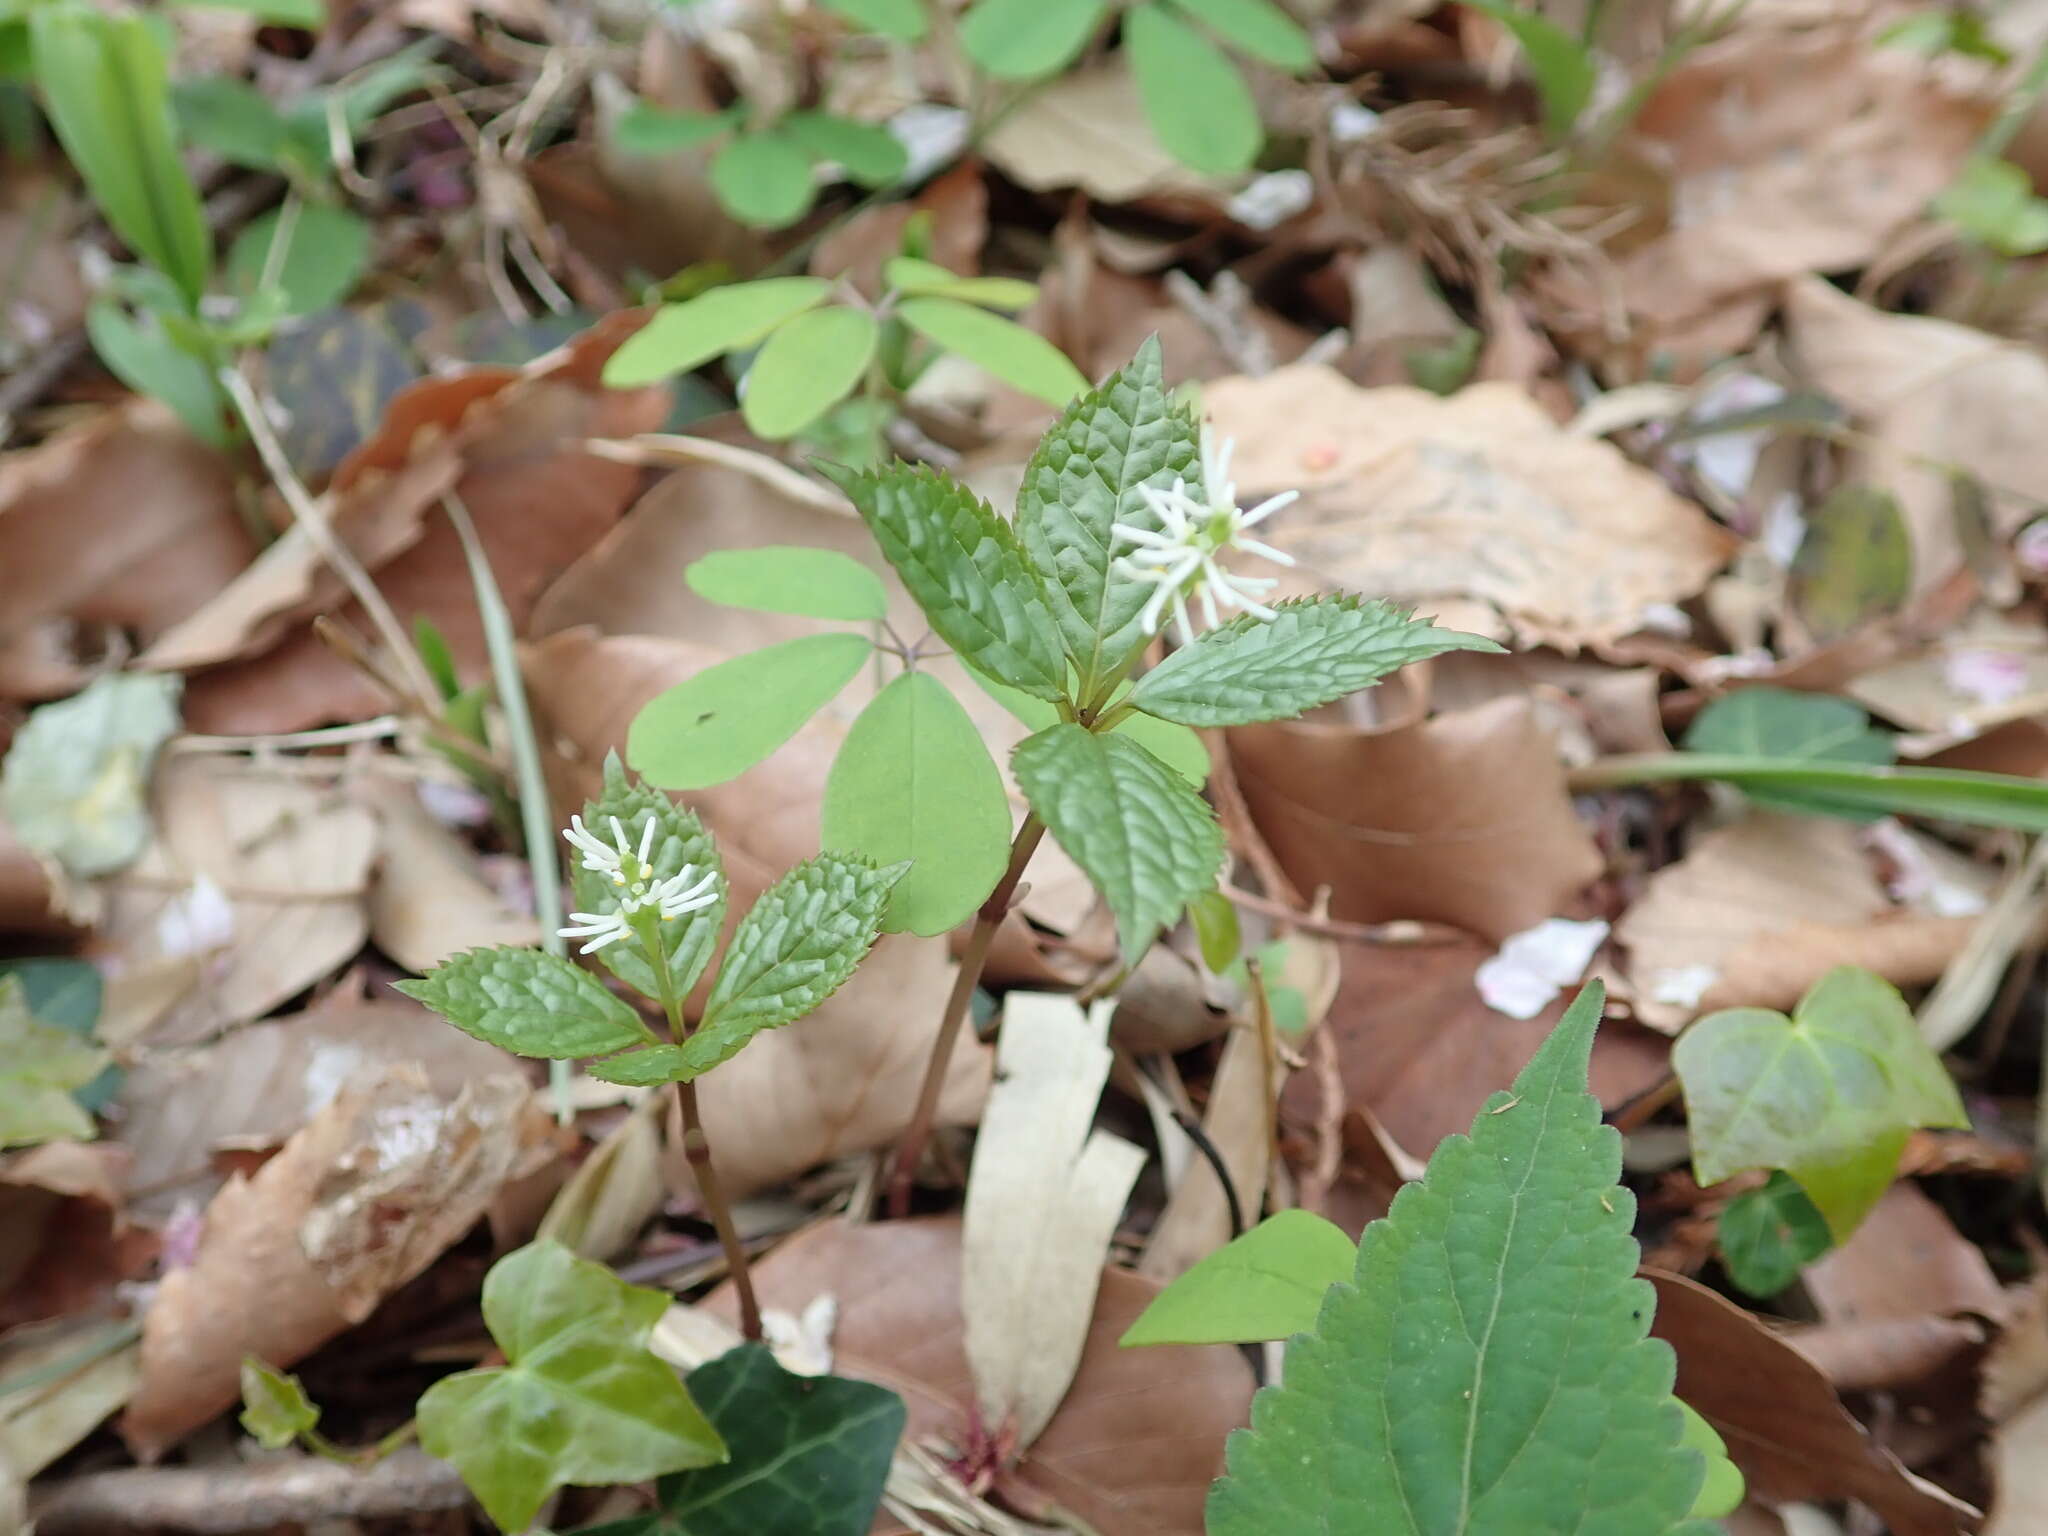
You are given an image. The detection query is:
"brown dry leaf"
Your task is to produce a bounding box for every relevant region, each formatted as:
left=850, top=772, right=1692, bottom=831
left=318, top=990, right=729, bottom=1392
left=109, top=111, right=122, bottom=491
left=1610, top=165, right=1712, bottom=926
left=123, top=1064, right=547, bottom=1458
left=0, top=401, right=251, bottom=700
left=1983, top=1276, right=2048, bottom=1534
left=535, top=1095, right=665, bottom=1262
left=1230, top=690, right=1604, bottom=943
left=1615, top=811, right=1977, bottom=1030
left=1803, top=1181, right=2002, bottom=1325
left=0, top=818, right=65, bottom=935
left=522, top=629, right=988, bottom=1195
left=1204, top=367, right=1737, bottom=649
left=0, top=1143, right=155, bottom=1331
left=89, top=756, right=378, bottom=1047
left=0, top=176, right=88, bottom=365
left=983, top=64, right=1218, bottom=205
left=361, top=772, right=538, bottom=973
left=704, top=1218, right=1254, bottom=1535
left=114, top=985, right=527, bottom=1213
left=1139, top=1021, right=1272, bottom=1280
left=1648, top=1269, right=1982, bottom=1535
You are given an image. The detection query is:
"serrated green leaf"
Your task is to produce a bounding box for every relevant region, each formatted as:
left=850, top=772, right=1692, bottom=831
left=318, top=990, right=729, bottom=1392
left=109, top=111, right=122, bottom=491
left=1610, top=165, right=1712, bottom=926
left=967, top=666, right=1210, bottom=784
left=1790, top=484, right=1912, bottom=643
left=780, top=111, right=908, bottom=188
left=613, top=102, right=733, bottom=155
left=1126, top=3, right=1261, bottom=175
left=86, top=300, right=227, bottom=446
left=896, top=297, right=1085, bottom=406
left=711, top=131, right=818, bottom=230
left=587, top=1044, right=694, bottom=1087
left=1016, top=337, right=1204, bottom=700
left=743, top=305, right=878, bottom=439
left=418, top=1241, right=725, bottom=1532
left=1681, top=686, right=1894, bottom=820
left=571, top=756, right=730, bottom=1001
left=1673, top=966, right=1967, bottom=1242
left=1122, top=1209, right=1354, bottom=1346
left=958, top=0, right=1107, bottom=79
left=817, top=0, right=929, bottom=39
left=605, top=278, right=833, bottom=387
left=1464, top=0, right=1596, bottom=139
left=1, top=673, right=182, bottom=879
left=31, top=10, right=210, bottom=306
left=823, top=672, right=1011, bottom=936
left=394, top=947, right=654, bottom=1059
left=1011, top=723, right=1222, bottom=964
left=227, top=202, right=372, bottom=316
left=0, top=976, right=107, bottom=1149
left=629, top=632, right=872, bottom=790
left=1676, top=1401, right=1745, bottom=1520
left=691, top=856, right=902, bottom=1070
left=577, top=1344, right=905, bottom=1536
left=823, top=462, right=1066, bottom=701
left=1717, top=1171, right=1832, bottom=1298
left=1130, top=595, right=1504, bottom=726
left=1207, top=983, right=1708, bottom=1535
left=883, top=256, right=1036, bottom=311
left=686, top=547, right=889, bottom=622
left=239, top=1359, right=319, bottom=1450
left=1167, top=0, right=1312, bottom=70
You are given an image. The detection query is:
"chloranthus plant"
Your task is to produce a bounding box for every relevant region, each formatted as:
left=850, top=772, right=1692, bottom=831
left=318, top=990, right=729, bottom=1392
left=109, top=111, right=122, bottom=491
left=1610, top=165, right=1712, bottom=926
left=618, top=338, right=1500, bottom=1215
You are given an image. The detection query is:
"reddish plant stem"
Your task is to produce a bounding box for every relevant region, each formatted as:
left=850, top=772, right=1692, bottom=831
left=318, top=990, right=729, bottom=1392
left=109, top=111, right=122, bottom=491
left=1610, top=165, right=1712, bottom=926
left=672, top=1079, right=761, bottom=1341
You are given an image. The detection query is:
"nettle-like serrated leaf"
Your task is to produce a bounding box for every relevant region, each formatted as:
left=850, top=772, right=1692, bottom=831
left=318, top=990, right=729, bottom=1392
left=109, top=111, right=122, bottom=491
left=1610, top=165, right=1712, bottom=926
left=1, top=672, right=182, bottom=879
left=572, top=756, right=729, bottom=1001
left=1129, top=595, right=1504, bottom=726
left=587, top=1044, right=694, bottom=1088
left=823, top=462, right=1067, bottom=702
left=969, top=666, right=1210, bottom=785
left=395, top=947, right=653, bottom=1060
left=1208, top=984, right=1711, bottom=1536
left=239, top=1358, right=320, bottom=1450
left=0, top=975, right=108, bottom=1149
left=1011, top=724, right=1223, bottom=965
left=580, top=1343, right=905, bottom=1536
left=1717, top=1171, right=1833, bottom=1298
left=1016, top=337, right=1203, bottom=701
left=1673, top=966, right=1966, bottom=1242
left=1122, top=1209, right=1354, bottom=1347
left=418, top=1241, right=725, bottom=1532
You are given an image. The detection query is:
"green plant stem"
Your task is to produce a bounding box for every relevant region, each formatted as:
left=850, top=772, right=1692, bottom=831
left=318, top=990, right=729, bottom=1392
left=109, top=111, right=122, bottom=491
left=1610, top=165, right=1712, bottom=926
left=886, top=812, right=1046, bottom=1220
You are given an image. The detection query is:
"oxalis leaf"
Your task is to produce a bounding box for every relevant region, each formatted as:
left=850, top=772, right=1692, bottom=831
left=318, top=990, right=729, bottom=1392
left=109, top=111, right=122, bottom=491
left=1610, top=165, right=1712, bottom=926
left=578, top=1343, right=905, bottom=1536
left=1016, top=337, right=1204, bottom=702
left=1673, top=966, right=1966, bottom=1242
left=0, top=672, right=182, bottom=879
left=1129, top=595, right=1503, bottom=727
left=395, top=947, right=655, bottom=1060
left=1717, top=1171, right=1832, bottom=1299
left=1011, top=724, right=1223, bottom=966
left=1207, top=983, right=1716, bottom=1536
left=822, top=461, right=1067, bottom=702
left=418, top=1241, right=725, bottom=1532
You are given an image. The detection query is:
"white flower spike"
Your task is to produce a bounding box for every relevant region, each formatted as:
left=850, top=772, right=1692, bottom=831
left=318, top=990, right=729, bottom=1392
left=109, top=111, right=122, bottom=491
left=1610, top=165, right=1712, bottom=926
left=557, top=814, right=718, bottom=954
left=1110, top=427, right=1299, bottom=645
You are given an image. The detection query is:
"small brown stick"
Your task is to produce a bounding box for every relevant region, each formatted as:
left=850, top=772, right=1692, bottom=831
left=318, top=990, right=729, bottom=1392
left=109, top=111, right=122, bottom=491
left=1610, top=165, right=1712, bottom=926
left=32, top=1448, right=469, bottom=1534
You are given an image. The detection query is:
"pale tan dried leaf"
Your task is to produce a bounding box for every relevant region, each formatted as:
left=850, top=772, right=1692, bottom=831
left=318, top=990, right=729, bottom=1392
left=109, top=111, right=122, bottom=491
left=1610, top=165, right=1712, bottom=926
left=362, top=773, right=538, bottom=972
left=983, top=64, right=1218, bottom=204
left=1804, top=1181, right=2002, bottom=1326
left=1138, top=1021, right=1271, bottom=1281
left=535, top=1095, right=665, bottom=1262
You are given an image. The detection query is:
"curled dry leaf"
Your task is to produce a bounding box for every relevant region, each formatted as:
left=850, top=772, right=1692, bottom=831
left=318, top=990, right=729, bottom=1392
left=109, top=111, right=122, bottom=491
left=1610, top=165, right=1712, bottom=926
left=1615, top=811, right=1978, bottom=1031
left=1203, top=367, right=1737, bottom=650
left=122, top=1064, right=552, bottom=1459
left=703, top=1217, right=1255, bottom=1535
left=0, top=1142, right=155, bottom=1330
left=362, top=772, right=539, bottom=973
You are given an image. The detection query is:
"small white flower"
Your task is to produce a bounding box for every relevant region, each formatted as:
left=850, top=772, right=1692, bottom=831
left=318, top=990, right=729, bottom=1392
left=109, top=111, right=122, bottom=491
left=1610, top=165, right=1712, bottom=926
left=1111, top=428, right=1299, bottom=644
left=558, top=815, right=719, bottom=954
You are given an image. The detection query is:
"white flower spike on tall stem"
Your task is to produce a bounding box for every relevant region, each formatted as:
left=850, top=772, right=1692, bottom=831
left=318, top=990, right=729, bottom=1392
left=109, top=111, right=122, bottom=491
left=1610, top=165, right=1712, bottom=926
left=558, top=814, right=718, bottom=954
left=1111, top=427, right=1299, bottom=645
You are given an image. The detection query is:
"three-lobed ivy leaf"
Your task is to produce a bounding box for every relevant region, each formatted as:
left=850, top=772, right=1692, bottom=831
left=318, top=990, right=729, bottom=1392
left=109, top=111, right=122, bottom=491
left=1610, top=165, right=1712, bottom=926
left=579, top=1344, right=905, bottom=1536
left=744, top=305, right=879, bottom=439
left=1207, top=983, right=1715, bottom=1536
left=0, top=975, right=109, bottom=1149
left=1129, top=595, right=1503, bottom=726
left=571, top=756, right=730, bottom=1001
left=823, top=461, right=1066, bottom=701
left=1673, top=966, right=1966, bottom=1242
left=395, top=947, right=654, bottom=1060
left=418, top=1240, right=726, bottom=1533
left=1016, top=337, right=1204, bottom=701
left=686, top=547, right=889, bottom=623
left=1681, top=686, right=1894, bottom=820
left=1122, top=1209, right=1354, bottom=1347
left=605, top=278, right=832, bottom=387
left=1012, top=723, right=1223, bottom=965
left=1717, top=1171, right=1833, bottom=1298
left=958, top=0, right=1108, bottom=79
left=239, top=1358, right=320, bottom=1450
left=823, top=672, right=1013, bottom=936
left=0, top=672, right=183, bottom=880
left=895, top=296, right=1087, bottom=407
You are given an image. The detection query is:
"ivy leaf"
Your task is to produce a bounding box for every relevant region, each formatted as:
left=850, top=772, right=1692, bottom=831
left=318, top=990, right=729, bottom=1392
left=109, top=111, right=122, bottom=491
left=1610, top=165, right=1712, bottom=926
left=822, top=462, right=1066, bottom=701
left=823, top=672, right=1012, bottom=936
left=1130, top=595, right=1503, bottom=726
left=1011, top=724, right=1223, bottom=965
left=1016, top=337, right=1204, bottom=701
left=394, top=947, right=655, bottom=1060
left=417, top=1240, right=726, bottom=1533
left=742, top=305, right=877, bottom=439
left=817, top=0, right=929, bottom=40
left=712, top=131, right=818, bottom=229
left=0, top=672, right=182, bottom=879
left=780, top=110, right=908, bottom=188
left=628, top=632, right=873, bottom=790
left=896, top=296, right=1087, bottom=406
left=1673, top=966, right=1967, bottom=1242
left=1717, top=1172, right=1833, bottom=1298
left=239, top=1359, right=320, bottom=1450
left=686, top=547, right=889, bottom=622
left=883, top=256, right=1037, bottom=311
left=1207, top=983, right=1712, bottom=1535
left=579, top=1344, right=905, bottom=1536
left=571, top=756, right=730, bottom=1002
left=958, top=0, right=1108, bottom=79
left=1167, top=0, right=1312, bottom=70
left=1682, top=686, right=1894, bottom=820
left=1126, top=2, right=1261, bottom=175
left=605, top=277, right=832, bottom=387
left=1122, top=1209, right=1355, bottom=1347
left=0, top=976, right=109, bottom=1149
